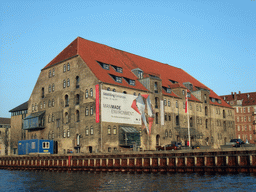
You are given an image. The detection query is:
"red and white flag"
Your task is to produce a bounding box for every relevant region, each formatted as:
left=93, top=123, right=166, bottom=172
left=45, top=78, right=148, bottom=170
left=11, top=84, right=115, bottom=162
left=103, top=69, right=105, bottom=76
left=185, top=92, right=188, bottom=113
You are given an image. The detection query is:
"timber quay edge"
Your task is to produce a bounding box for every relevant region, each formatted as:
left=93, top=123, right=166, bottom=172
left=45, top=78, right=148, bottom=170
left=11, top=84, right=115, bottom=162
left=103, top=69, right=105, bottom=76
left=1, top=147, right=256, bottom=173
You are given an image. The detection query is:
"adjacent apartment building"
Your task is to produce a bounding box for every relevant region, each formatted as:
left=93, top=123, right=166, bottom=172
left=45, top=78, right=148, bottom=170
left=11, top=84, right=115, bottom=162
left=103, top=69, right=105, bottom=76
left=221, top=92, right=256, bottom=144
left=9, top=101, right=28, bottom=155
left=0, top=117, right=11, bottom=155
left=17, top=37, right=234, bottom=154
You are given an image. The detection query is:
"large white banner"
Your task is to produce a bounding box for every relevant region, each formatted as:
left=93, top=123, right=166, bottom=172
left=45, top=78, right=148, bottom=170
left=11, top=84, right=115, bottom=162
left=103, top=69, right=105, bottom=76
left=101, top=90, right=142, bottom=125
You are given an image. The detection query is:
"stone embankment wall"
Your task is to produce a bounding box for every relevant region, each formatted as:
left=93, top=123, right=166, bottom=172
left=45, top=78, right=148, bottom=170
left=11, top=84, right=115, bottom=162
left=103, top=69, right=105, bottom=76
left=1, top=148, right=256, bottom=173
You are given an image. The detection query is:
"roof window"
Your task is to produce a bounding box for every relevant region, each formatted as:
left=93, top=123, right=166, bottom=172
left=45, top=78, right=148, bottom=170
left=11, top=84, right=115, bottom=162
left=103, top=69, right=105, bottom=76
left=124, top=77, right=135, bottom=86
left=97, top=61, right=109, bottom=70
left=169, top=79, right=178, bottom=84
left=112, top=65, right=123, bottom=73
left=109, top=74, right=122, bottom=83
left=163, top=87, right=172, bottom=93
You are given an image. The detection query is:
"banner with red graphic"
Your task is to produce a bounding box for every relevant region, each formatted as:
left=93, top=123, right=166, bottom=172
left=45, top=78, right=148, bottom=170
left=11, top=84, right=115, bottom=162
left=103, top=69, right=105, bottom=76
left=95, top=84, right=100, bottom=123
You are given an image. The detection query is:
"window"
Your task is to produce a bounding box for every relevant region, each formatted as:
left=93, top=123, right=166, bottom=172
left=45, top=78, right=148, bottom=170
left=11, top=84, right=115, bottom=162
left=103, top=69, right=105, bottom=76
left=42, top=88, right=45, bottom=98
left=98, top=61, right=109, bottom=70
left=48, top=115, right=51, bottom=123
left=49, top=70, right=51, bottom=78
left=238, top=125, right=240, bottom=131
left=48, top=100, right=51, bottom=107
left=57, top=119, right=60, bottom=128
left=76, top=94, right=80, bottom=105
left=244, top=117, right=247, bottom=122
left=63, top=64, right=66, bottom=72
left=204, top=94, right=207, bottom=103
left=52, top=68, right=55, bottom=76
left=113, top=126, right=117, bottom=135
left=52, top=114, right=55, bottom=122
left=113, top=89, right=116, bottom=92
left=107, top=87, right=110, bottom=91
left=190, top=117, right=193, bottom=128
left=67, top=78, right=70, bottom=87
left=65, top=112, right=69, bottom=123
left=164, top=99, right=167, bottom=106
left=165, top=130, right=168, bottom=137
left=223, top=110, right=226, bottom=118
left=32, top=142, right=36, bottom=149
left=90, top=106, right=93, bottom=115
left=85, top=127, right=89, bottom=136
left=116, top=76, right=122, bottom=83
left=52, top=84, right=55, bottom=92
left=168, top=100, right=170, bottom=107
left=48, top=85, right=51, bottom=93
left=90, top=126, right=94, bottom=135
left=155, top=97, right=159, bottom=108
left=176, top=101, right=178, bottom=108
left=165, top=114, right=167, bottom=121
left=108, top=126, right=111, bottom=135
left=52, top=99, right=55, bottom=107
left=43, top=142, right=50, bottom=149
left=63, top=130, right=66, bottom=138
left=206, top=119, right=208, bottom=129
left=90, top=88, right=93, bottom=97
left=182, top=90, right=185, bottom=95
left=129, top=80, right=135, bottom=86
left=168, top=114, right=171, bottom=121
left=85, top=89, right=88, bottom=98
left=76, top=76, right=80, bottom=88
left=176, top=116, right=179, bottom=126
left=65, top=95, right=69, bottom=107
left=85, top=107, right=89, bottom=116
left=205, top=106, right=208, bottom=116
left=43, top=102, right=46, bottom=109
left=40, top=102, right=42, bottom=109
left=154, top=82, right=158, bottom=93
left=138, top=71, right=143, bottom=79
left=116, top=66, right=123, bottom=73
left=63, top=80, right=66, bottom=88
left=155, top=112, right=159, bottom=124
left=67, top=129, right=70, bottom=138
left=76, top=110, right=80, bottom=122
left=67, top=63, right=70, bottom=71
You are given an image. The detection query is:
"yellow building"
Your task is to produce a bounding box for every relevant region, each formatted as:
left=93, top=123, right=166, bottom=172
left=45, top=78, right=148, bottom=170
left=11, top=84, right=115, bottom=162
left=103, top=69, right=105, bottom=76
left=21, top=37, right=234, bottom=154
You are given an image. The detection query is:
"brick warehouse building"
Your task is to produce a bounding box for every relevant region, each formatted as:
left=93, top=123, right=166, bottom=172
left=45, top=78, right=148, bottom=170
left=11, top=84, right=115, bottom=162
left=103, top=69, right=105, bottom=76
left=17, top=37, right=234, bottom=154
left=221, top=92, right=256, bottom=144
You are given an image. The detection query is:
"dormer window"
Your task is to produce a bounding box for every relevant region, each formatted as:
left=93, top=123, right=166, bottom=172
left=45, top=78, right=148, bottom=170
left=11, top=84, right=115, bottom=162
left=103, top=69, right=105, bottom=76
left=124, top=77, right=135, bottom=86
left=154, top=82, right=158, bottom=93
left=109, top=74, right=122, bottom=83
left=169, top=79, right=178, bottom=84
left=97, top=61, right=109, bottom=70
left=112, top=65, right=123, bottom=73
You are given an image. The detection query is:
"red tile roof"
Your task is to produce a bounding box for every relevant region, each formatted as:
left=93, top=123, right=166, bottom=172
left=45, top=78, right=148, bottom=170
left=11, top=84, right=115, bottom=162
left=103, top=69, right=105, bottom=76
left=221, top=92, right=256, bottom=106
left=43, top=37, right=231, bottom=108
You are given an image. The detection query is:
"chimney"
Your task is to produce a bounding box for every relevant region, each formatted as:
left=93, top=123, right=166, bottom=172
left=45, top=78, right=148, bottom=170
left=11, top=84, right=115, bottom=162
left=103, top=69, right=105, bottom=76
left=234, top=92, right=237, bottom=100
left=239, top=91, right=241, bottom=94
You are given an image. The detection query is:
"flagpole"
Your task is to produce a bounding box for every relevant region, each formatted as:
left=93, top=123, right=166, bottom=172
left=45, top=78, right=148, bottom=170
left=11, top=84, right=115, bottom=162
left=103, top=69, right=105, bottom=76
left=186, top=91, right=191, bottom=147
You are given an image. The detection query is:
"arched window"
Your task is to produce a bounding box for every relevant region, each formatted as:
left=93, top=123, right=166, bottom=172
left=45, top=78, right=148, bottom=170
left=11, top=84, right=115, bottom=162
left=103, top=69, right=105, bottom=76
left=49, top=70, right=51, bottom=78
left=90, top=106, right=93, bottom=115
left=155, top=112, right=159, bottom=124
left=90, top=88, right=93, bottom=97
left=176, top=115, right=179, bottom=126
left=76, top=94, right=80, bottom=105
left=48, top=100, right=51, bottom=107
left=63, top=80, right=66, bottom=88
left=52, top=84, right=55, bottom=92
left=108, top=126, right=111, bottom=135
left=205, top=106, right=208, bottom=116
left=48, top=115, right=51, bottom=123
left=67, top=78, right=70, bottom=87
left=113, top=126, right=117, bottom=135
left=48, top=85, right=51, bottom=93
left=155, top=97, right=159, bottom=108
left=90, top=126, right=94, bottom=135
left=85, top=89, right=88, bottom=98
left=76, top=110, right=80, bottom=122
left=52, top=99, right=55, bottom=107
left=85, top=107, right=89, bottom=116
left=206, top=119, right=208, bottom=129
left=65, top=95, right=69, bottom=107
left=67, top=129, right=70, bottom=137
left=85, top=126, right=89, bottom=136
left=67, top=63, right=70, bottom=71
left=63, top=64, right=66, bottom=72
left=76, top=76, right=80, bottom=88
left=204, top=94, right=207, bottom=103
left=176, top=101, right=178, bottom=108
left=52, top=68, right=55, bottom=76
left=52, top=114, right=55, bottom=122
left=65, top=112, right=69, bottom=124
left=223, top=110, right=226, bottom=118
left=42, top=87, right=45, bottom=98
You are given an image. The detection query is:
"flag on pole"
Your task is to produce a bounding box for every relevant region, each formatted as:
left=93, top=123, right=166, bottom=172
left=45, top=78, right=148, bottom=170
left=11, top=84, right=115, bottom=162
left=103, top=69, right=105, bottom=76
left=185, top=92, right=188, bottom=113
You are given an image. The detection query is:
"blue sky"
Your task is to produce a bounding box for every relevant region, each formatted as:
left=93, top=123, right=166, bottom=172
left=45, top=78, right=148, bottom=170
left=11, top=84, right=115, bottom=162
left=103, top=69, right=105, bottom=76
left=0, top=0, right=255, bottom=118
